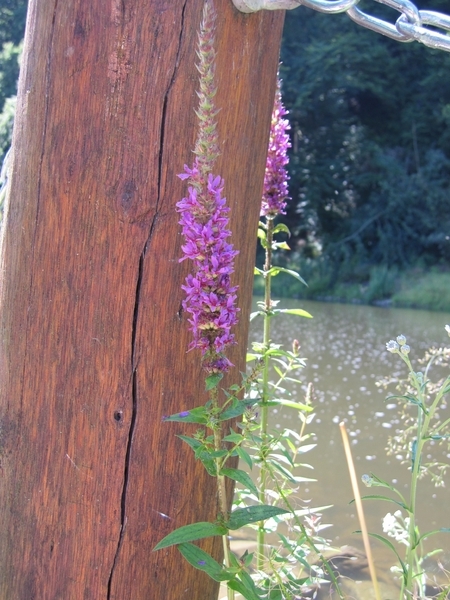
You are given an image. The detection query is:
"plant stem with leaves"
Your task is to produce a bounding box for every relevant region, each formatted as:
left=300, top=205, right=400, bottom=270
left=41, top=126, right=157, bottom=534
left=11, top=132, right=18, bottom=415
left=365, top=332, right=450, bottom=599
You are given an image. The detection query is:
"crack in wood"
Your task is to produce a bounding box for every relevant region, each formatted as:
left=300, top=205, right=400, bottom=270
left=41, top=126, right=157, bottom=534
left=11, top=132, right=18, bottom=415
left=157, top=1, right=187, bottom=196
left=106, top=6, right=187, bottom=595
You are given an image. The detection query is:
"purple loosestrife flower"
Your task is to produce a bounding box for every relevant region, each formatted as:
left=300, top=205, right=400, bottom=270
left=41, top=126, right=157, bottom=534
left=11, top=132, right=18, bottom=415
left=176, top=1, right=239, bottom=375
left=261, top=78, right=291, bottom=218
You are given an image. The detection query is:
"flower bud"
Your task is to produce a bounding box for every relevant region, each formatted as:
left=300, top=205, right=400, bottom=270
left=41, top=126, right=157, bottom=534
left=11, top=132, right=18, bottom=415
left=386, top=340, right=399, bottom=353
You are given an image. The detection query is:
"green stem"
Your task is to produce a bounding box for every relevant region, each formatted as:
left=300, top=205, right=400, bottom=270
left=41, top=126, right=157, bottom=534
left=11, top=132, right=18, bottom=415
left=257, top=217, right=274, bottom=570
left=265, top=460, right=345, bottom=600
left=401, top=352, right=444, bottom=599
left=210, top=387, right=234, bottom=600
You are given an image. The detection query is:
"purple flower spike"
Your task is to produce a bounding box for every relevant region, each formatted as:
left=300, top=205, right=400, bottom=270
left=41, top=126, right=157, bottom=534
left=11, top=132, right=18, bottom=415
left=176, top=1, right=239, bottom=375
left=261, top=78, right=291, bottom=217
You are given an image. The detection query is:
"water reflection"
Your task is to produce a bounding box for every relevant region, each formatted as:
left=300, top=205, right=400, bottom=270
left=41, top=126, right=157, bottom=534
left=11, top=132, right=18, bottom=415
left=248, top=298, right=450, bottom=573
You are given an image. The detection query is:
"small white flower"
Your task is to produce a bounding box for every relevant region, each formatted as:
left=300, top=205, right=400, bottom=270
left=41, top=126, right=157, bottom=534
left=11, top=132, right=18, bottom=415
left=397, top=334, right=407, bottom=346
left=400, top=344, right=410, bottom=355
left=386, top=340, right=399, bottom=353
left=382, top=511, right=410, bottom=546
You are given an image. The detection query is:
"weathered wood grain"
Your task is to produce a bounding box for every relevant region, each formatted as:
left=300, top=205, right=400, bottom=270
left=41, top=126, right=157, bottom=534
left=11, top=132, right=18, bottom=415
left=0, top=0, right=285, bottom=598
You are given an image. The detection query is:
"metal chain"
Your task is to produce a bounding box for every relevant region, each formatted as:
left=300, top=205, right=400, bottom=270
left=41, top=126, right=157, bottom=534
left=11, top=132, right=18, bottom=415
left=232, top=0, right=450, bottom=53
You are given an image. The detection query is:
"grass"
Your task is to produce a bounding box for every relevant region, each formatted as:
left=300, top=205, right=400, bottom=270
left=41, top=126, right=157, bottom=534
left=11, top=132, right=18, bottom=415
left=392, top=269, right=450, bottom=312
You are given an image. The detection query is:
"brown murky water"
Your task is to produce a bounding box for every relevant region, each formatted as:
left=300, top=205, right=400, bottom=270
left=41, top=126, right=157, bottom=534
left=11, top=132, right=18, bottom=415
left=225, top=299, right=450, bottom=597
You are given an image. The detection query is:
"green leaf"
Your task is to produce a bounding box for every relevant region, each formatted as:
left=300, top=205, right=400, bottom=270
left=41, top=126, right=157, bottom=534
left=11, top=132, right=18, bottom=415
left=177, top=435, right=202, bottom=451
left=272, top=222, right=291, bottom=236
left=418, top=528, right=450, bottom=544
left=356, top=494, right=407, bottom=510
left=196, top=454, right=217, bottom=476
left=274, top=308, right=313, bottom=318
left=223, top=432, right=244, bottom=444
left=254, top=267, right=264, bottom=276
left=241, top=550, right=254, bottom=569
left=266, top=266, right=307, bottom=286
left=364, top=532, right=407, bottom=578
left=220, top=400, right=253, bottom=421
left=228, top=570, right=263, bottom=600
left=277, top=399, right=313, bottom=412
left=220, top=468, right=258, bottom=496
left=178, top=543, right=233, bottom=582
left=226, top=505, right=289, bottom=530
left=205, top=372, right=223, bottom=391
left=361, top=473, right=409, bottom=505
left=227, top=579, right=260, bottom=600
left=249, top=311, right=264, bottom=322
left=268, top=459, right=297, bottom=483
left=273, top=241, right=290, bottom=250
left=257, top=228, right=267, bottom=241
left=386, top=394, right=427, bottom=413
left=236, top=446, right=253, bottom=469
left=163, top=406, right=208, bottom=424
left=154, top=522, right=228, bottom=551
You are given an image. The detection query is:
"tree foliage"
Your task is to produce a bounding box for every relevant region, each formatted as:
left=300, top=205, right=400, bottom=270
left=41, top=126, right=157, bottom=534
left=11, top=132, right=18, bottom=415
left=281, top=2, right=450, bottom=269
left=0, top=0, right=26, bottom=158
left=0, top=0, right=27, bottom=46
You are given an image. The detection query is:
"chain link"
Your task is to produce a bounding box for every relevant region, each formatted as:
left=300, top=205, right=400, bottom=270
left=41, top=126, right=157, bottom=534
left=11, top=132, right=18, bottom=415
left=232, top=0, right=450, bottom=52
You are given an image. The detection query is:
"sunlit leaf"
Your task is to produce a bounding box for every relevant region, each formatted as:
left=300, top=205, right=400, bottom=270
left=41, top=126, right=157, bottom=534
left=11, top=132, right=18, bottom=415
left=273, top=241, right=290, bottom=250
left=163, top=406, right=208, bottom=424
left=220, top=468, right=258, bottom=496
left=249, top=310, right=264, bottom=321
left=266, top=267, right=307, bottom=286
left=274, top=308, right=313, bottom=318
left=277, top=399, right=313, bottom=412
left=154, top=522, right=228, bottom=550
left=272, top=223, right=291, bottom=236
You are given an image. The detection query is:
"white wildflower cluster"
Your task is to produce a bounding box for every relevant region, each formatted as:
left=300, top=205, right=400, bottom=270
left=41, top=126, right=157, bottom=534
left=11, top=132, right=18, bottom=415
left=382, top=510, right=410, bottom=546
left=386, top=335, right=410, bottom=355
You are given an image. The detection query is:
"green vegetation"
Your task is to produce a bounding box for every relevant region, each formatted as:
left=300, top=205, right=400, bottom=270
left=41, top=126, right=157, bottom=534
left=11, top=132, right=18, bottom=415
left=276, top=2, right=450, bottom=311
left=392, top=269, right=450, bottom=312
left=255, top=262, right=450, bottom=312
left=0, top=0, right=25, bottom=161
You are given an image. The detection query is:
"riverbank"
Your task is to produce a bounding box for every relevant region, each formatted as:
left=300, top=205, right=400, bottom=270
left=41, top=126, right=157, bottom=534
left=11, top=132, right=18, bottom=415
left=254, top=264, right=450, bottom=312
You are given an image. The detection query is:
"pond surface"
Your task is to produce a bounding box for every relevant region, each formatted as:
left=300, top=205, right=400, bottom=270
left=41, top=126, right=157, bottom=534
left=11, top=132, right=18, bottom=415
left=246, top=298, right=450, bottom=579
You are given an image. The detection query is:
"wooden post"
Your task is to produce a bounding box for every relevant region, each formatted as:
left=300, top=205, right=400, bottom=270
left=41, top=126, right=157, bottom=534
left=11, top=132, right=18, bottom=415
left=0, top=0, right=284, bottom=597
